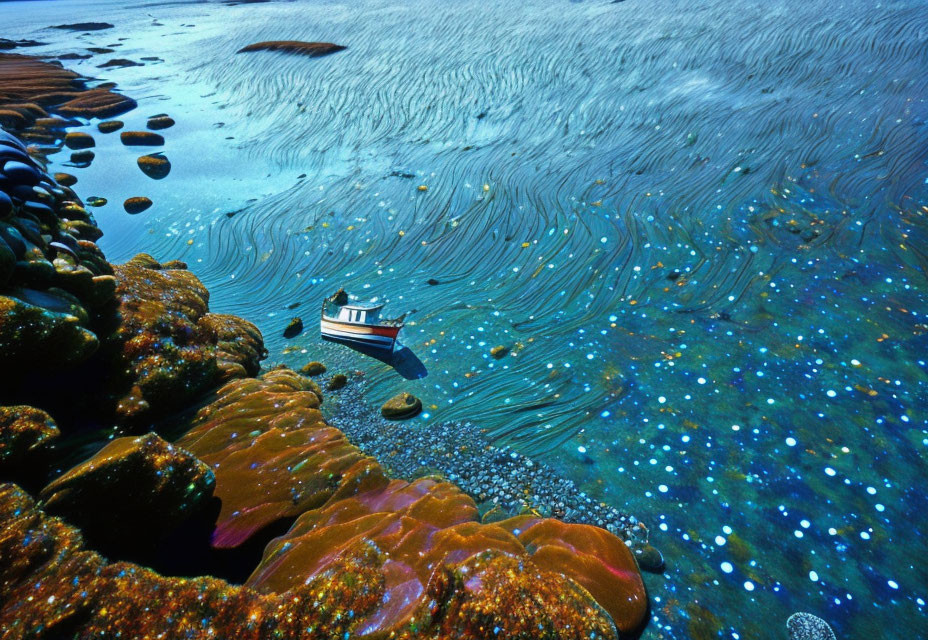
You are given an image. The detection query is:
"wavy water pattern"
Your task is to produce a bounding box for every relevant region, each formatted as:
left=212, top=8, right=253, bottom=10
left=146, top=0, right=928, bottom=456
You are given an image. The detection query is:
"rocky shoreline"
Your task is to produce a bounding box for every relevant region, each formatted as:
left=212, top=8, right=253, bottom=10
left=324, top=379, right=664, bottom=571
left=0, top=52, right=651, bottom=638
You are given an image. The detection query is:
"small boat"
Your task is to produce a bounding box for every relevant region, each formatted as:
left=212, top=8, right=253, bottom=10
left=320, top=289, right=404, bottom=350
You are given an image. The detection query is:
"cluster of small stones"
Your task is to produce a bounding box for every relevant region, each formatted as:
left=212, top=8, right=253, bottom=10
left=326, top=379, right=650, bottom=549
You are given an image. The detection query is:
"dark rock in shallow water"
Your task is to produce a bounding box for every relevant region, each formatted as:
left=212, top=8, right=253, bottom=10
left=787, top=613, right=837, bottom=640
left=147, top=114, right=174, bottom=130
left=282, top=316, right=303, bottom=338
left=237, top=41, right=346, bottom=57
left=97, top=58, right=143, bottom=69
left=69, top=149, right=94, bottom=167
left=137, top=153, right=171, bottom=180
left=51, top=22, right=114, bottom=31
left=40, top=432, right=215, bottom=548
left=381, top=392, right=422, bottom=419
left=120, top=130, right=164, bottom=146
left=64, top=131, right=94, bottom=149
left=0, top=38, right=46, bottom=50
left=633, top=544, right=665, bottom=573
left=97, top=119, right=123, bottom=133
left=300, top=361, right=326, bottom=376
left=123, top=196, right=152, bottom=214
left=53, top=172, right=77, bottom=187
left=327, top=373, right=348, bottom=390
left=86, top=196, right=107, bottom=207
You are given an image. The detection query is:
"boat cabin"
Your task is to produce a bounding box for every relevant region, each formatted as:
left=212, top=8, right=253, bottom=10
left=335, top=302, right=384, bottom=325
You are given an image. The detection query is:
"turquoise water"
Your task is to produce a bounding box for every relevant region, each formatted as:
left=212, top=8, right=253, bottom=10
left=5, top=0, right=928, bottom=637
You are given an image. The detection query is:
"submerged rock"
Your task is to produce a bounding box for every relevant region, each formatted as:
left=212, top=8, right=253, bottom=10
left=282, top=316, right=303, bottom=338
left=381, top=392, right=422, bottom=419
left=147, top=114, right=174, bottom=130
left=300, top=361, right=326, bottom=376
left=53, top=171, right=77, bottom=186
left=633, top=544, right=665, bottom=573
left=40, top=433, right=215, bottom=546
left=136, top=153, right=171, bottom=180
left=69, top=149, right=94, bottom=166
left=64, top=131, right=94, bottom=149
left=237, top=41, right=346, bottom=57
left=123, top=196, right=152, bottom=214
left=97, top=119, right=123, bottom=133
left=326, top=373, right=347, bottom=390
left=51, top=22, right=114, bottom=31
left=120, top=131, right=164, bottom=146
left=97, top=58, right=143, bottom=69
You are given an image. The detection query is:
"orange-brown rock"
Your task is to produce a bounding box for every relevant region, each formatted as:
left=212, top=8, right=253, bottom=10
left=136, top=152, right=170, bottom=179
left=236, top=41, right=346, bottom=57
left=64, top=131, right=94, bottom=149
left=122, top=196, right=152, bottom=214
left=498, top=516, right=649, bottom=634
left=172, top=367, right=647, bottom=635
left=97, top=119, right=123, bottom=133
left=0, top=53, right=135, bottom=125
left=0, top=482, right=620, bottom=640
left=120, top=130, right=164, bottom=146
left=53, top=171, right=77, bottom=186
left=0, top=405, right=59, bottom=468
left=106, top=255, right=267, bottom=422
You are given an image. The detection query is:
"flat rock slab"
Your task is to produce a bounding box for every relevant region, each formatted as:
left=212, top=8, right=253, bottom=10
left=237, top=41, right=346, bottom=57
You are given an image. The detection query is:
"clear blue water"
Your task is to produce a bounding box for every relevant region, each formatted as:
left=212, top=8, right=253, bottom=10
left=6, top=0, right=928, bottom=637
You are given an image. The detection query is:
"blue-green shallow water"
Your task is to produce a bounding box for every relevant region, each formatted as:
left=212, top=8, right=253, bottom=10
left=4, top=0, right=927, bottom=637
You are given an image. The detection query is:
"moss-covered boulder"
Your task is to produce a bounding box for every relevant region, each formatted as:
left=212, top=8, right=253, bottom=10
left=40, top=432, right=214, bottom=546
left=381, top=392, right=422, bottom=419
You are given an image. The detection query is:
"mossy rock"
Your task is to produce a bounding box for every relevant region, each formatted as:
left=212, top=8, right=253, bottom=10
left=381, top=392, right=422, bottom=420
left=137, top=153, right=170, bottom=180
left=97, top=120, right=123, bottom=133
left=0, top=294, right=98, bottom=369
left=283, top=317, right=303, bottom=338
left=147, top=115, right=174, bottom=130
left=120, top=131, right=164, bottom=146
left=0, top=405, right=59, bottom=465
left=63, top=131, right=94, bottom=149
left=123, top=196, right=152, bottom=214
left=53, top=172, right=77, bottom=187
left=326, top=373, right=347, bottom=390
left=40, top=432, right=214, bottom=548
left=300, top=361, right=326, bottom=376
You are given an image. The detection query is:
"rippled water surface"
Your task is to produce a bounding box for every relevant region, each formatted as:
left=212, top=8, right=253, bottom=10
left=6, top=0, right=928, bottom=637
